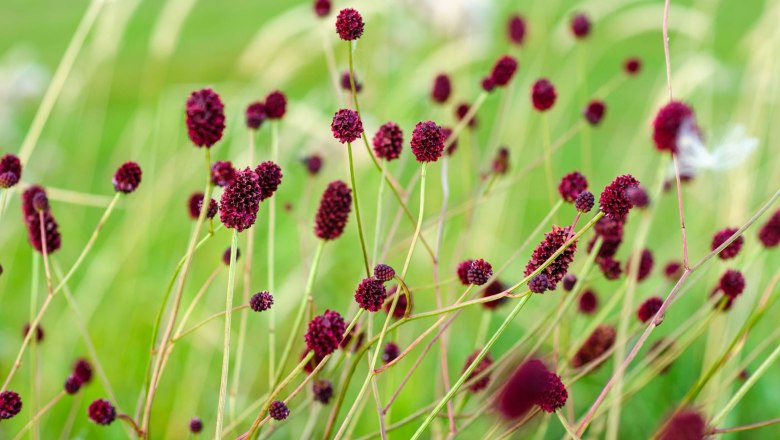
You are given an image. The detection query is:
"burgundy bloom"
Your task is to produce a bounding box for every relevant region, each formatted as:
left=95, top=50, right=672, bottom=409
left=303, top=154, right=323, bottom=175
left=652, top=101, right=696, bottom=153
left=599, top=256, right=622, bottom=280
left=590, top=216, right=624, bottom=258
left=190, top=417, right=203, bottom=433
left=211, top=161, right=236, bottom=187
left=187, top=193, right=217, bottom=219
left=250, top=291, right=274, bottom=312
left=507, top=14, right=527, bottom=45
left=575, top=191, right=595, bottom=213
left=313, top=0, right=331, bottom=17
left=481, top=76, right=496, bottom=92
left=496, top=359, right=549, bottom=420
left=467, top=259, right=493, bottom=286
left=355, top=277, right=387, bottom=312
left=455, top=103, right=477, bottom=128
left=335, top=8, right=364, bottom=40
left=0, top=154, right=22, bottom=188
left=624, top=57, right=641, bottom=75
left=373, top=264, right=395, bottom=282
left=113, top=161, right=142, bottom=194
left=24, top=209, right=61, bottom=254
left=442, top=127, right=458, bottom=156
left=562, top=274, right=577, bottom=291
left=463, top=350, right=493, bottom=393
left=558, top=171, right=588, bottom=203
left=23, top=322, right=44, bottom=342
left=626, top=186, right=650, bottom=208
left=583, top=100, right=606, bottom=125
left=246, top=102, right=267, bottom=130
left=628, top=249, right=654, bottom=281
left=384, top=286, right=411, bottom=318
left=637, top=296, right=663, bottom=323
left=718, top=270, right=745, bottom=298
left=88, top=399, right=116, bottom=425
left=222, top=246, right=240, bottom=265
left=578, top=290, right=598, bottom=314
left=341, top=71, right=362, bottom=93
left=264, top=91, right=287, bottom=120
left=305, top=309, right=346, bottom=357
left=65, top=375, right=82, bottom=395
left=481, top=280, right=508, bottom=310
left=73, top=358, right=93, bottom=384
left=658, top=410, right=707, bottom=440
left=570, top=14, right=591, bottom=39
left=538, top=372, right=568, bottom=413
left=410, top=121, right=444, bottom=163
left=301, top=349, right=326, bottom=374
left=331, top=109, right=364, bottom=144
left=489, top=55, right=518, bottom=87
left=528, top=274, right=549, bottom=293
left=571, top=325, right=616, bottom=369
left=758, top=209, right=780, bottom=248
left=599, top=174, right=640, bottom=221
left=456, top=260, right=473, bottom=285
left=314, top=180, right=352, bottom=240
left=269, top=401, right=289, bottom=420
left=255, top=161, right=283, bottom=201
left=372, top=122, right=403, bottom=161
left=525, top=225, right=578, bottom=288
left=664, top=261, right=683, bottom=280
left=0, top=172, right=19, bottom=189
left=312, top=380, right=334, bottom=404
left=492, top=148, right=510, bottom=175
left=531, top=79, right=557, bottom=111
left=186, top=88, right=225, bottom=148
left=0, top=391, right=22, bottom=420
left=382, top=342, right=400, bottom=363
left=431, top=74, right=452, bottom=103
left=711, top=227, right=744, bottom=260
left=220, top=168, right=262, bottom=232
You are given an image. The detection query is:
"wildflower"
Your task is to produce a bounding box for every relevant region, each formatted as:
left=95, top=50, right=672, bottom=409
left=113, top=161, right=142, bottom=194
left=571, top=325, right=616, bottom=368
left=718, top=270, right=745, bottom=298
left=372, top=122, right=403, bottom=161
left=492, top=148, right=510, bottom=175
left=222, top=247, right=240, bottom=265
left=0, top=391, right=22, bottom=420
left=455, top=103, right=477, bottom=128
left=626, top=186, right=649, bottom=208
left=331, top=109, right=363, bottom=144
left=188, top=193, right=218, bottom=220
left=355, top=277, right=387, bottom=312
left=599, top=256, right=622, bottom=280
left=382, top=342, right=400, bottom=363
left=431, top=74, right=451, bottom=103
left=664, top=261, right=683, bottom=280
left=658, top=410, right=707, bottom=440
left=341, top=71, right=362, bottom=93
left=624, top=57, right=641, bottom=75
left=410, top=121, right=444, bottom=163
left=562, top=274, right=577, bottom=291
left=583, top=100, right=606, bottom=125
left=313, top=0, right=331, bottom=17
left=384, top=286, right=411, bottom=318
left=578, top=289, right=598, bottom=314
left=88, top=399, right=116, bottom=425
left=456, top=260, right=473, bottom=285
left=305, top=310, right=346, bottom=357
left=335, top=8, right=364, bottom=40
left=507, top=14, right=527, bottom=45
left=558, top=171, right=588, bottom=203
left=538, top=372, right=568, bottom=413
left=64, top=375, right=81, bottom=395
left=628, top=249, right=654, bottom=281
left=303, top=154, right=323, bottom=176
left=373, top=263, right=395, bottom=282
left=576, top=191, right=595, bottom=213
left=301, top=350, right=326, bottom=374
left=481, top=76, right=496, bottom=92
left=525, top=225, right=577, bottom=288
left=590, top=216, right=624, bottom=258
left=314, top=180, right=352, bottom=240
left=211, top=161, right=236, bottom=187
left=481, top=280, right=508, bottom=310
left=652, top=101, right=695, bottom=153
left=489, top=55, right=518, bottom=87
left=250, top=291, right=274, bottom=312
left=24, top=208, right=61, bottom=254
left=758, top=209, right=780, bottom=248
left=255, top=161, right=283, bottom=201
left=186, top=88, right=225, bottom=148
left=496, top=359, right=548, bottom=420
left=245, top=102, right=267, bottom=130
left=73, top=358, right=93, bottom=384
left=711, top=227, right=744, bottom=260
left=570, top=14, right=591, bottom=39
left=467, top=259, right=493, bottom=286
left=23, top=323, right=44, bottom=342
left=190, top=417, right=203, bottom=433
left=463, top=350, right=493, bottom=393
left=531, top=79, right=557, bottom=111
left=269, top=401, right=289, bottom=420
left=312, top=380, right=334, bottom=404
left=599, top=174, right=640, bottom=221
left=528, top=274, right=549, bottom=293
left=637, top=297, right=663, bottom=323
left=442, top=127, right=458, bottom=156
left=0, top=154, right=21, bottom=188
left=220, top=168, right=262, bottom=232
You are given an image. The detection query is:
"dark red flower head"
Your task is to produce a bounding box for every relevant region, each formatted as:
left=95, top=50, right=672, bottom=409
left=313, top=0, right=331, bottom=18
left=269, top=400, right=289, bottom=420
left=220, top=168, right=262, bottom=232
left=572, top=325, right=615, bottom=369
left=481, top=280, right=508, bottom=310
left=599, top=174, right=640, bottom=221
left=570, top=14, right=591, bottom=39
left=335, top=8, right=364, bottom=40
left=626, top=186, right=650, bottom=208
left=382, top=342, right=400, bottom=363
left=255, top=161, right=283, bottom=201
left=599, top=256, right=622, bottom=280
left=264, top=91, right=287, bottom=120
left=456, top=260, right=473, bottom=285
left=442, top=127, right=458, bottom=156
left=455, top=102, right=477, bottom=128
left=186, top=88, right=225, bottom=148
left=250, top=291, right=274, bottom=312
left=222, top=246, right=240, bottom=265
left=113, top=161, right=142, bottom=193
left=664, top=261, right=683, bottom=280
left=528, top=274, right=549, bottom=293
left=372, top=122, right=403, bottom=161
left=538, top=372, right=568, bottom=413
left=301, top=349, right=326, bottom=374
left=355, top=277, right=387, bottom=312
left=562, top=274, right=577, bottom=291
left=658, top=410, right=707, bottom=440
left=0, top=391, right=22, bottom=420
left=73, top=358, right=93, bottom=384
left=410, top=121, right=444, bottom=163
left=758, top=209, right=780, bottom=248
left=88, top=399, right=116, bottom=425
left=711, top=227, right=743, bottom=260
left=579, top=289, right=598, bottom=314
left=531, top=78, right=557, bottom=111
left=496, top=359, right=567, bottom=419
left=331, top=109, right=364, bottom=144
left=624, top=57, right=641, bottom=75
left=525, top=225, right=577, bottom=288
left=23, top=322, right=44, bottom=342
left=629, top=248, right=654, bottom=281
left=718, top=269, right=745, bottom=298
left=0, top=154, right=22, bottom=188
left=188, top=193, right=218, bottom=220
left=637, top=296, right=663, bottom=323
left=558, top=171, right=588, bottom=203
left=507, top=14, right=527, bottom=45
left=305, top=309, right=346, bottom=357
left=312, top=380, right=333, bottom=404
left=211, top=161, right=236, bottom=187
left=190, top=417, right=203, bottom=433
left=575, top=191, right=595, bottom=213
left=30, top=191, right=48, bottom=211
left=64, top=375, right=81, bottom=395
left=21, top=189, right=61, bottom=254
left=492, top=148, right=510, bottom=175
left=314, top=180, right=352, bottom=240
left=489, top=55, right=518, bottom=87
left=246, top=102, right=267, bottom=130
left=341, top=71, right=362, bottom=93
left=463, top=350, right=493, bottom=393
left=384, top=286, right=411, bottom=318
left=303, top=154, right=323, bottom=175
left=652, top=101, right=695, bottom=153
left=583, top=100, right=606, bottom=125
left=590, top=216, right=624, bottom=258
left=373, top=264, right=395, bottom=282
left=481, top=76, right=496, bottom=92
left=431, top=74, right=452, bottom=103
left=467, top=258, right=493, bottom=286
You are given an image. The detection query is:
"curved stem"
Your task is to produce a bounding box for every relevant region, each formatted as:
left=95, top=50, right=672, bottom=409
left=268, top=121, right=279, bottom=381
left=215, top=230, right=239, bottom=438
left=347, top=141, right=371, bottom=276
left=12, top=391, right=65, bottom=440
left=401, top=164, right=427, bottom=278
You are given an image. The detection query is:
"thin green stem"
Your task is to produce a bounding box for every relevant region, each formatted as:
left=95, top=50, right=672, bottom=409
left=347, top=141, right=371, bottom=276
left=401, top=164, right=427, bottom=278
left=268, top=121, right=279, bottom=382
left=215, top=230, right=239, bottom=438
left=541, top=113, right=556, bottom=211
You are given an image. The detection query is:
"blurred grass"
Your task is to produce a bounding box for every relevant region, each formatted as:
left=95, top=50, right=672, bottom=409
left=1, top=0, right=779, bottom=438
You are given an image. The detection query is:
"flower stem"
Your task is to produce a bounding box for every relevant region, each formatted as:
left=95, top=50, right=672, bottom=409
left=12, top=391, right=65, bottom=440
left=347, top=141, right=371, bottom=276
left=268, top=121, right=279, bottom=381
left=401, top=163, right=427, bottom=278
left=541, top=113, right=556, bottom=211
left=215, top=229, right=239, bottom=438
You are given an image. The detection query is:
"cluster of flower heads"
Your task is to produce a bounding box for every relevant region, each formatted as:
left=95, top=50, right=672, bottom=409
left=713, top=269, right=746, bottom=311
left=658, top=410, right=708, bottom=440
left=571, top=325, right=616, bottom=369
left=463, top=350, right=493, bottom=393
left=637, top=296, right=663, bottom=323
left=524, top=225, right=577, bottom=290
left=331, top=109, right=364, bottom=144
left=305, top=309, right=347, bottom=358
left=0, top=153, right=22, bottom=189
left=384, top=285, right=412, bottom=319
left=314, top=180, right=352, bottom=240
left=382, top=342, right=400, bottom=364
left=188, top=192, right=218, bottom=220
left=21, top=185, right=61, bottom=254
left=456, top=258, right=494, bottom=287
left=341, top=71, right=362, bottom=93
left=410, top=121, right=445, bottom=163
left=431, top=74, right=452, bottom=103
left=219, top=168, right=263, bottom=231
left=245, top=90, right=287, bottom=131
left=758, top=209, right=780, bottom=248
left=496, top=359, right=568, bottom=420
left=211, top=161, right=236, bottom=187
left=250, top=291, right=274, bottom=312
left=335, top=8, right=364, bottom=40
left=0, top=390, right=22, bottom=420
left=88, top=399, right=116, bottom=425
left=186, top=88, right=226, bottom=147
left=372, top=122, right=404, bottom=161
left=354, top=264, right=397, bottom=312
left=482, top=55, right=518, bottom=92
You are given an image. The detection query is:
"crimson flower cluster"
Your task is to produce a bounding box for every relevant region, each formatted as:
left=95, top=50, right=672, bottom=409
left=250, top=291, right=274, bottom=312
left=305, top=309, right=347, bottom=357
left=484, top=55, right=518, bottom=91
left=372, top=122, right=404, bottom=161
left=579, top=290, right=598, bottom=314
left=314, top=180, right=352, bottom=240
left=0, top=390, right=22, bottom=420
left=496, top=359, right=568, bottom=420
left=531, top=78, right=557, bottom=111
left=410, top=121, right=445, bottom=163
left=354, top=277, right=387, bottom=312
left=558, top=171, right=588, bottom=203
left=269, top=401, right=290, bottom=420
left=335, top=8, right=364, bottom=40
left=507, top=14, right=526, bottom=45
left=658, top=410, right=707, bottom=440
left=524, top=225, right=577, bottom=289
left=711, top=227, right=744, bottom=260
left=220, top=168, right=262, bottom=232
left=211, top=161, right=236, bottom=187
left=312, top=379, right=333, bottom=404
left=758, top=209, right=780, bottom=248
left=186, top=88, right=225, bottom=147
left=637, top=296, right=663, bottom=323
left=64, top=358, right=93, bottom=395
left=88, top=399, right=116, bottom=425
left=431, top=74, right=451, bottom=103
left=341, top=71, right=362, bottom=93
left=463, top=350, right=493, bottom=393
left=652, top=101, right=696, bottom=154
left=331, top=109, right=364, bottom=144
left=599, top=174, right=640, bottom=221
left=255, top=161, right=283, bottom=201
left=570, top=13, right=591, bottom=39
left=21, top=185, right=61, bottom=254
left=583, top=100, right=606, bottom=125
left=188, top=192, right=218, bottom=220
left=0, top=153, right=22, bottom=188
left=571, top=325, right=616, bottom=369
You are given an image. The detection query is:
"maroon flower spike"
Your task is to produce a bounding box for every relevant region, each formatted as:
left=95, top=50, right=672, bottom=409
left=507, top=14, right=527, bottom=45
left=467, top=259, right=493, bottom=286
left=599, top=174, right=640, bottom=221
left=590, top=216, right=624, bottom=258
left=558, top=171, right=588, bottom=203
left=410, top=121, right=445, bottom=163
left=222, top=247, right=240, bottom=265
left=624, top=57, right=641, bottom=75
left=456, top=260, right=473, bottom=285
left=538, top=372, right=568, bottom=413
left=528, top=274, right=549, bottom=293
left=758, top=209, right=780, bottom=248
left=188, top=193, right=216, bottom=219
left=341, top=71, right=362, bottom=93
left=305, top=309, right=346, bottom=357
left=64, top=375, right=82, bottom=395
left=0, top=391, right=22, bottom=420
left=531, top=78, right=557, bottom=111
left=113, top=161, right=142, bottom=194
left=382, top=342, right=400, bottom=363
left=570, top=13, right=591, bottom=39
left=599, top=256, right=622, bottom=280
left=658, top=410, right=707, bottom=440
left=481, top=76, right=496, bottom=92
left=629, top=248, right=654, bottom=281
left=711, top=227, right=744, bottom=260
left=571, top=325, right=616, bottom=369
left=314, top=180, right=352, bottom=240
left=255, top=161, right=283, bottom=201
left=199, top=197, right=218, bottom=220
left=312, top=380, right=333, bottom=404
left=442, top=127, right=458, bottom=156
left=575, top=191, right=595, bottom=213
left=489, top=55, right=518, bottom=87
left=303, top=154, right=323, bottom=175
left=250, top=291, right=274, bottom=312
left=335, top=8, right=364, bottom=40
left=496, top=359, right=549, bottom=420
left=246, top=102, right=267, bottom=130
left=578, top=290, right=598, bottom=314
left=0, top=154, right=22, bottom=188
left=190, top=417, right=203, bottom=433
left=492, top=148, right=510, bottom=175
left=372, top=122, right=403, bottom=161
left=186, top=88, right=225, bottom=148
left=637, top=296, right=663, bottom=323
left=211, top=161, right=236, bottom=187
left=562, top=274, right=577, bottom=291
left=719, top=269, right=745, bottom=298
left=373, top=264, right=395, bottom=282
left=331, top=109, right=364, bottom=144
left=652, top=101, right=696, bottom=154
left=583, top=100, right=606, bottom=125
left=23, top=208, right=61, bottom=255
left=431, top=74, right=452, bottom=103
left=463, top=350, right=493, bottom=393
left=73, top=358, right=93, bottom=384
left=525, top=225, right=578, bottom=288
left=481, top=280, right=508, bottom=310
left=626, top=186, right=649, bottom=208
left=313, top=0, right=331, bottom=18
left=23, top=323, right=44, bottom=342
left=301, top=349, right=326, bottom=374
left=455, top=103, right=477, bottom=128
left=384, top=286, right=411, bottom=318
left=88, top=399, right=116, bottom=425
left=220, top=168, right=262, bottom=232
left=355, top=277, right=387, bottom=312
left=664, top=261, right=683, bottom=280
left=269, top=401, right=289, bottom=420
left=264, top=91, right=287, bottom=120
